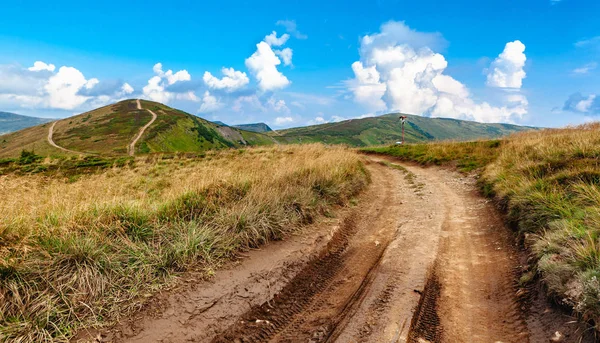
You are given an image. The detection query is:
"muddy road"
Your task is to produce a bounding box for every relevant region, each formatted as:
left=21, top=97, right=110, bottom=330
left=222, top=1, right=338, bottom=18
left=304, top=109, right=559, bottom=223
left=92, top=158, right=594, bottom=343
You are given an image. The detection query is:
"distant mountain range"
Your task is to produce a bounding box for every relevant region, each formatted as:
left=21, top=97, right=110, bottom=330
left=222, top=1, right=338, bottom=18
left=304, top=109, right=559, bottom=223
left=0, top=112, right=53, bottom=135
left=267, top=113, right=535, bottom=146
left=213, top=121, right=273, bottom=133
left=0, top=100, right=536, bottom=158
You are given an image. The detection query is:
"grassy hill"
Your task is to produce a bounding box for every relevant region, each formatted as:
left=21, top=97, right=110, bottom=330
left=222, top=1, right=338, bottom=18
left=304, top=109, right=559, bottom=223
left=0, top=100, right=274, bottom=158
left=269, top=113, right=534, bottom=146
left=1, top=102, right=535, bottom=158
left=232, top=122, right=273, bottom=133
left=0, top=111, right=53, bottom=135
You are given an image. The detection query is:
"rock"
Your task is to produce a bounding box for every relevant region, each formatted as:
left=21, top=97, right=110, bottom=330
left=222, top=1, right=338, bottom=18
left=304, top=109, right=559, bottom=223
left=550, top=331, right=564, bottom=342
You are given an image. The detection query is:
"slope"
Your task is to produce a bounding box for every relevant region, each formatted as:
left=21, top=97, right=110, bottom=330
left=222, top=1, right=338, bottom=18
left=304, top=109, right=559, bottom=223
left=232, top=122, right=273, bottom=133
left=0, top=111, right=53, bottom=135
left=0, top=99, right=274, bottom=158
left=269, top=113, right=535, bottom=146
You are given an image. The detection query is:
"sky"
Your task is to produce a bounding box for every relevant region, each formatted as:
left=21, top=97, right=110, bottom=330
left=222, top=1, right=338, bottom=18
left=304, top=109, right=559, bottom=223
left=0, top=0, right=599, bottom=128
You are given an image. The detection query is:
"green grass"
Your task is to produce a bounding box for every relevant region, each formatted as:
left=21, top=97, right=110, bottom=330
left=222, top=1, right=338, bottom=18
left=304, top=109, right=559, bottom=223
left=362, top=139, right=502, bottom=173
left=270, top=113, right=534, bottom=146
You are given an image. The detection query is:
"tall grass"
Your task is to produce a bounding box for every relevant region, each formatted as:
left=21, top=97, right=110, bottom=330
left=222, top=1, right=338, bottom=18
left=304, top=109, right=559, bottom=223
left=484, top=123, right=600, bottom=324
left=362, top=139, right=502, bottom=172
left=362, top=123, right=600, bottom=327
left=0, top=144, right=369, bottom=342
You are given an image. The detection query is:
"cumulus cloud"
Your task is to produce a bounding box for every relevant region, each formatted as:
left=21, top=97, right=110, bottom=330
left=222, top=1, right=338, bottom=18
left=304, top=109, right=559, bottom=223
left=0, top=61, right=131, bottom=112
left=486, top=40, right=527, bottom=88
left=198, top=91, right=224, bottom=113
left=245, top=41, right=291, bottom=92
left=121, top=83, right=134, bottom=95
left=143, top=63, right=197, bottom=103
left=573, top=62, right=597, bottom=74
left=276, top=20, right=308, bottom=39
left=307, top=116, right=326, bottom=125
left=563, top=93, right=600, bottom=114
left=264, top=31, right=290, bottom=47
left=275, top=48, right=293, bottom=66
left=203, top=67, right=249, bottom=92
left=28, top=61, right=56, bottom=72
left=346, top=21, right=528, bottom=123
left=274, top=116, right=294, bottom=126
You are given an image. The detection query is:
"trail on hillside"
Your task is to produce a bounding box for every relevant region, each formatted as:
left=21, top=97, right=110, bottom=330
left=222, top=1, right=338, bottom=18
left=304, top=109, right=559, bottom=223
left=86, top=158, right=593, bottom=343
left=128, top=99, right=157, bottom=156
left=47, top=121, right=82, bottom=154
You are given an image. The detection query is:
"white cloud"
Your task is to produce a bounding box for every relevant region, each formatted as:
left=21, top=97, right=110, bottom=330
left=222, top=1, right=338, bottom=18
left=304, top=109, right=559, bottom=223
left=44, top=67, right=99, bottom=110
left=143, top=63, right=196, bottom=103
left=121, top=83, right=134, bottom=95
left=0, top=61, right=132, bottom=112
left=267, top=97, right=290, bottom=113
left=486, top=40, right=527, bottom=88
left=346, top=21, right=528, bottom=123
left=274, top=116, right=294, bottom=125
left=28, top=61, right=56, bottom=72
left=563, top=93, right=600, bottom=114
left=232, top=95, right=265, bottom=113
left=307, top=116, right=326, bottom=125
left=203, top=67, right=249, bottom=92
left=573, top=62, right=597, bottom=74
left=198, top=91, right=223, bottom=113
left=275, top=48, right=293, bottom=66
left=347, top=62, right=386, bottom=111
left=245, top=41, right=291, bottom=92
left=276, top=20, right=308, bottom=39
left=575, top=36, right=600, bottom=48
left=264, top=31, right=290, bottom=47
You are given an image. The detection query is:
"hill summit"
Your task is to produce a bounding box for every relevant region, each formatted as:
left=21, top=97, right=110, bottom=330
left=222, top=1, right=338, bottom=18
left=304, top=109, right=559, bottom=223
left=0, top=99, right=274, bottom=158
left=0, top=99, right=535, bottom=158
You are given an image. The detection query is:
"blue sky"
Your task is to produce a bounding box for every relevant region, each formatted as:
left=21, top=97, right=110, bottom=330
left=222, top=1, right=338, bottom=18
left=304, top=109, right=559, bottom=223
left=1, top=0, right=599, bottom=128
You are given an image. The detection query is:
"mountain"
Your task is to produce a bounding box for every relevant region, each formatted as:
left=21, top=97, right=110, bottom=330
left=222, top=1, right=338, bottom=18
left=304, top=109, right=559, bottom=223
left=0, top=101, right=535, bottom=158
left=0, top=100, right=275, bottom=158
left=268, top=113, right=535, bottom=146
left=232, top=123, right=273, bottom=133
left=0, top=111, right=53, bottom=135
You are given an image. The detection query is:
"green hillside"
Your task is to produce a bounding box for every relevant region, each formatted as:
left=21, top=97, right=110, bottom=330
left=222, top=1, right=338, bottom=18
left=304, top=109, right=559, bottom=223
left=269, top=113, right=535, bottom=146
left=1, top=102, right=536, bottom=158
left=0, top=111, right=53, bottom=135
left=0, top=100, right=274, bottom=158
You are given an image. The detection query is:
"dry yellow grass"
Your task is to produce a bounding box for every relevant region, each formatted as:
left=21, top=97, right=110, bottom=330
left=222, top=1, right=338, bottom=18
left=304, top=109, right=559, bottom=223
left=0, top=144, right=369, bottom=342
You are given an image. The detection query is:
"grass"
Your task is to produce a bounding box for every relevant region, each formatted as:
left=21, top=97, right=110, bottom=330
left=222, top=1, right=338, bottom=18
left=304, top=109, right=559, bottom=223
left=270, top=113, right=533, bottom=147
left=362, top=123, right=600, bottom=328
left=362, top=139, right=503, bottom=173
left=0, top=144, right=369, bottom=342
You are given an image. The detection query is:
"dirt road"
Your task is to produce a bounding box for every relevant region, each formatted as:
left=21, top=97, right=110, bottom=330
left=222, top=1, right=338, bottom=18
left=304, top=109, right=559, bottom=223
left=47, top=121, right=82, bottom=154
left=128, top=99, right=157, bottom=156
left=90, top=158, right=592, bottom=343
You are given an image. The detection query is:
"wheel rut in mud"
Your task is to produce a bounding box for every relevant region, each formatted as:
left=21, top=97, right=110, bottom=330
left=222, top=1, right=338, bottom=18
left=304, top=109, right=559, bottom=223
left=96, top=158, right=596, bottom=343
left=212, top=162, right=402, bottom=343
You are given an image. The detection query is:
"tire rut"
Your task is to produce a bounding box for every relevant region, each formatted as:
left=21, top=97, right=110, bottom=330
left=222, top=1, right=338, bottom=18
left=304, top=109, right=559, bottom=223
left=211, top=163, right=402, bottom=343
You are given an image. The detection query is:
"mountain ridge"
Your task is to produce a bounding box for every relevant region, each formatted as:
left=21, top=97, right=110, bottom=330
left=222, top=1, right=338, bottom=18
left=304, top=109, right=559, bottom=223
left=0, top=100, right=536, bottom=158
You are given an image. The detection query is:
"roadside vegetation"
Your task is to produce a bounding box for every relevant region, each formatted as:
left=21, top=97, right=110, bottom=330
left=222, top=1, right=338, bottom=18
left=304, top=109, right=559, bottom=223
left=362, top=123, right=600, bottom=329
left=362, top=139, right=503, bottom=172
left=0, top=144, right=369, bottom=342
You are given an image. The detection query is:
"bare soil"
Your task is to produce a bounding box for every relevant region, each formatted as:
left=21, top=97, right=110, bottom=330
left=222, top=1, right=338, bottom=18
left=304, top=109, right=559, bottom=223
left=128, top=99, right=157, bottom=156
left=77, top=157, right=595, bottom=343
